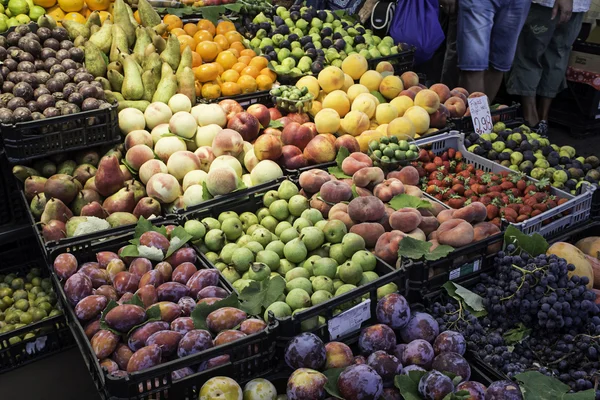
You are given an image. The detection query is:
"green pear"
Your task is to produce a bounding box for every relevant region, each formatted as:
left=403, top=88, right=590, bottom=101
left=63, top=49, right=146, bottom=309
left=88, top=20, right=112, bottom=54
left=121, top=55, right=144, bottom=101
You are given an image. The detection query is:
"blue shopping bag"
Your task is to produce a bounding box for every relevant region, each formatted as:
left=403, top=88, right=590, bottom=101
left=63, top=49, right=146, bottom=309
left=390, top=0, right=445, bottom=64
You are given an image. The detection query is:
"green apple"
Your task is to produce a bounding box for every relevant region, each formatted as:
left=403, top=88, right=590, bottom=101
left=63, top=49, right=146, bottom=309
left=256, top=250, right=280, bottom=270
left=286, top=277, right=313, bottom=295
left=221, top=218, right=243, bottom=241
left=323, top=220, right=347, bottom=244
left=284, top=238, right=308, bottom=264
left=312, top=257, right=337, bottom=279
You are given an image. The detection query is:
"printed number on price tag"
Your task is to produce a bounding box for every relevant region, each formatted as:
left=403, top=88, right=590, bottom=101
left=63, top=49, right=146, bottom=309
left=468, top=96, right=493, bottom=135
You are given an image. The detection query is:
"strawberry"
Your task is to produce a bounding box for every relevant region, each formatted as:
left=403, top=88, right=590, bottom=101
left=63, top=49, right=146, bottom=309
left=486, top=204, right=499, bottom=219
left=448, top=148, right=456, bottom=159
left=452, top=184, right=465, bottom=195
left=520, top=205, right=533, bottom=216
left=464, top=189, right=474, bottom=198
left=500, top=181, right=514, bottom=190
left=448, top=196, right=465, bottom=209
left=455, top=151, right=463, bottom=160
left=516, top=180, right=527, bottom=191
left=426, top=185, right=439, bottom=194
left=516, top=215, right=528, bottom=223
left=433, top=156, right=443, bottom=167
left=443, top=189, right=456, bottom=200
left=479, top=196, right=492, bottom=205
left=531, top=209, right=542, bottom=217
left=501, top=207, right=518, bottom=220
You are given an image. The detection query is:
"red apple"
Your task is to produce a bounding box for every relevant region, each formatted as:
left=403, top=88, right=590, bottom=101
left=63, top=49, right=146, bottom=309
left=264, top=128, right=282, bottom=137
left=253, top=133, right=282, bottom=161
left=247, top=104, right=271, bottom=129
left=280, top=145, right=308, bottom=169
left=219, top=99, right=243, bottom=121
left=335, top=134, right=360, bottom=153
left=281, top=122, right=314, bottom=151
left=227, top=112, right=260, bottom=141
left=268, top=107, right=283, bottom=121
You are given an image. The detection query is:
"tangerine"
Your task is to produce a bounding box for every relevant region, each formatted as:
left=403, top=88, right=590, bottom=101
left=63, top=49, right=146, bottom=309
left=195, top=81, right=202, bottom=97
left=221, top=82, right=242, bottom=96
left=58, top=0, right=84, bottom=12
left=216, top=20, right=235, bottom=36
left=240, top=49, right=256, bottom=58
left=221, top=69, right=240, bottom=82
left=237, top=55, right=252, bottom=65
left=230, top=42, right=245, bottom=53
left=237, top=75, right=257, bottom=94
left=62, top=12, right=86, bottom=23
left=171, top=28, right=186, bottom=37
left=183, top=23, right=198, bottom=36
left=232, top=62, right=247, bottom=74
left=213, top=34, right=229, bottom=50
left=256, top=74, right=273, bottom=91
left=228, top=48, right=240, bottom=58
left=46, top=5, right=65, bottom=20
left=249, top=56, right=268, bottom=70
left=164, top=15, right=183, bottom=31
left=193, top=30, right=213, bottom=44
left=225, top=31, right=243, bottom=45
left=178, top=35, right=195, bottom=53
left=132, top=9, right=140, bottom=22
left=241, top=65, right=260, bottom=78
left=191, top=51, right=203, bottom=67
left=194, top=63, right=219, bottom=83
left=86, top=0, right=109, bottom=11
left=215, top=50, right=237, bottom=70
left=196, top=19, right=216, bottom=36
left=195, top=41, right=219, bottom=62
left=202, top=82, right=221, bottom=99
left=260, top=67, right=276, bottom=82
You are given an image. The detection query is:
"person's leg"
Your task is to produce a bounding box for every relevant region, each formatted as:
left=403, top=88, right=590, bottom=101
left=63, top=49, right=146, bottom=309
left=441, top=12, right=459, bottom=89
left=456, top=0, right=494, bottom=94
left=504, top=4, right=557, bottom=126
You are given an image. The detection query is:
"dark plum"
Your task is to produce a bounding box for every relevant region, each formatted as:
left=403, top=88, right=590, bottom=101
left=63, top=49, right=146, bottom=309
left=431, top=352, right=471, bottom=383
left=44, top=38, right=60, bottom=51
left=366, top=351, right=402, bottom=387
left=433, top=330, right=466, bottom=355
left=353, top=355, right=367, bottom=365
left=37, top=27, right=52, bottom=42
left=358, top=324, right=396, bottom=355
left=338, top=364, right=383, bottom=400
left=418, top=371, right=454, bottom=400
left=392, top=343, right=406, bottom=360
left=13, top=107, right=32, bottom=122
left=286, top=368, right=327, bottom=400
left=7, top=97, right=26, bottom=110
left=0, top=108, right=14, bottom=123
left=379, top=388, right=401, bottom=400
left=49, top=64, right=65, bottom=75
left=69, top=47, right=84, bottom=62
left=284, top=332, right=326, bottom=370
left=51, top=27, right=69, bottom=42
left=402, top=339, right=435, bottom=369
left=13, top=82, right=34, bottom=101
left=43, top=107, right=60, bottom=118
left=399, top=312, right=439, bottom=343
left=485, top=381, right=522, bottom=400
left=456, top=381, right=486, bottom=400
left=376, top=293, right=411, bottom=329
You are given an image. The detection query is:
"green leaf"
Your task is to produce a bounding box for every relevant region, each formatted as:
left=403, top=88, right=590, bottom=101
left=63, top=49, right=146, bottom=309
left=164, top=226, right=193, bottom=259
left=202, top=181, right=214, bottom=200
left=123, top=294, right=144, bottom=308
left=516, top=371, right=595, bottom=400
left=99, top=300, right=121, bottom=335
left=443, top=281, right=487, bottom=317
left=351, top=184, right=359, bottom=199
left=146, top=305, right=161, bottom=321
left=323, top=368, right=345, bottom=399
left=397, top=236, right=432, bottom=260
left=426, top=245, right=455, bottom=261
left=191, top=293, right=240, bottom=330
left=224, top=3, right=242, bottom=11
left=328, top=166, right=351, bottom=179
left=335, top=146, right=350, bottom=168
left=239, top=276, right=286, bottom=316
left=121, top=159, right=137, bottom=177
left=132, top=216, right=167, bottom=244
left=119, top=244, right=140, bottom=259
left=199, top=5, right=225, bottom=25
left=389, top=194, right=433, bottom=210
left=269, top=119, right=283, bottom=129
left=394, top=370, right=426, bottom=400
left=504, top=225, right=549, bottom=257
left=503, top=323, right=532, bottom=345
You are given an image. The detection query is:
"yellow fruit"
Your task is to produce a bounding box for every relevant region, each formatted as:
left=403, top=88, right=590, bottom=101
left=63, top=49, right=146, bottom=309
left=359, top=70, right=383, bottom=92
left=296, top=75, right=320, bottom=99
left=356, top=130, right=386, bottom=152
left=46, top=4, right=64, bottom=20
left=375, top=61, right=394, bottom=74
left=340, top=110, right=370, bottom=137
left=322, top=90, right=350, bottom=118
left=346, top=84, right=370, bottom=103
left=256, top=74, right=273, bottom=91
left=375, top=103, right=398, bottom=125
left=350, top=94, right=376, bottom=119
left=98, top=10, right=111, bottom=22
left=58, top=0, right=83, bottom=12
left=387, top=117, right=416, bottom=139
left=379, top=75, right=404, bottom=100
left=575, top=237, right=600, bottom=258
left=376, top=124, right=387, bottom=134
left=341, top=53, right=368, bottom=80
left=314, top=108, right=340, bottom=135
left=33, top=0, right=56, bottom=8
left=547, top=242, right=594, bottom=289
left=342, top=73, right=354, bottom=92
left=404, top=106, right=430, bottom=134
left=62, top=12, right=86, bottom=23
left=317, top=66, right=345, bottom=93
left=414, top=89, right=440, bottom=114
left=85, top=0, right=108, bottom=10
left=390, top=96, right=414, bottom=117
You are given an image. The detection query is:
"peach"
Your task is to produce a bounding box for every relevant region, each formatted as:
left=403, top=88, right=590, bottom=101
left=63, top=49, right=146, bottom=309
left=314, top=108, right=341, bottom=135
left=218, top=99, right=243, bottom=121
left=452, top=202, right=487, bottom=223
left=323, top=90, right=351, bottom=117
left=449, top=90, right=467, bottom=105
left=155, top=136, right=187, bottom=163
left=373, top=178, right=405, bottom=202
left=169, top=112, right=198, bottom=140
left=139, top=160, right=168, bottom=185
left=387, top=117, right=416, bottom=139
left=347, top=84, right=370, bottom=102
left=359, top=70, right=383, bottom=92
left=399, top=90, right=416, bottom=101
left=243, top=149, right=259, bottom=173
left=429, top=84, right=451, bottom=103
left=299, top=169, right=332, bottom=194
left=125, top=144, right=155, bottom=171
left=340, top=111, right=370, bottom=137
left=418, top=216, right=440, bottom=236
left=429, top=109, right=447, bottom=129
left=194, top=146, right=215, bottom=172
left=280, top=145, right=308, bottom=170
left=124, top=130, right=153, bottom=150
left=389, top=208, right=422, bottom=232
left=321, top=181, right=353, bottom=203
left=356, top=129, right=386, bottom=153
left=380, top=205, right=395, bottom=231
left=473, top=221, right=501, bottom=242
left=437, top=209, right=455, bottom=224
left=250, top=160, right=283, bottom=185
left=342, top=53, right=369, bottom=80
left=210, top=155, right=242, bottom=177
left=452, top=87, right=469, bottom=97
left=296, top=75, right=321, bottom=98
left=414, top=89, right=440, bottom=114
left=350, top=94, right=377, bottom=119
left=353, top=167, right=385, bottom=188
left=227, top=112, right=260, bottom=142
left=282, top=122, right=315, bottom=151
left=390, top=96, right=414, bottom=117
left=404, top=185, right=422, bottom=197
left=437, top=219, right=474, bottom=247
left=182, top=170, right=208, bottom=191
left=374, top=231, right=405, bottom=264
left=318, top=66, right=345, bottom=93
left=304, top=135, right=337, bottom=164
left=379, top=75, right=404, bottom=100
left=287, top=113, right=310, bottom=124
left=144, top=102, right=173, bottom=130
left=400, top=71, right=419, bottom=88
left=375, top=104, right=399, bottom=125
left=342, top=152, right=372, bottom=176
left=329, top=203, right=355, bottom=231
left=347, top=196, right=386, bottom=222
left=350, top=222, right=385, bottom=249
left=206, top=166, right=239, bottom=196
left=444, top=97, right=466, bottom=118
left=404, top=106, right=430, bottom=134
left=268, top=107, right=283, bottom=121
left=254, top=133, right=282, bottom=161
left=246, top=104, right=271, bottom=128
left=310, top=193, right=333, bottom=218
left=468, top=91, right=486, bottom=99
left=167, top=151, right=201, bottom=182
left=335, top=135, right=360, bottom=154
left=264, top=128, right=281, bottom=137
left=146, top=173, right=182, bottom=204
left=304, top=122, right=318, bottom=138
left=390, top=166, right=420, bottom=186
left=408, top=86, right=423, bottom=95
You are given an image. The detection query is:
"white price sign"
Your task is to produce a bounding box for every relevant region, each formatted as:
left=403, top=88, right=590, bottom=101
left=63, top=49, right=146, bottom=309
left=328, top=299, right=371, bottom=340
left=468, top=95, right=493, bottom=135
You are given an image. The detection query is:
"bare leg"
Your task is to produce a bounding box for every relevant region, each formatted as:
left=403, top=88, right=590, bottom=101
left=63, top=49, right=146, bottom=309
left=459, top=70, right=485, bottom=95
left=484, top=67, right=504, bottom=103
left=522, top=95, right=539, bottom=126
left=536, top=96, right=553, bottom=122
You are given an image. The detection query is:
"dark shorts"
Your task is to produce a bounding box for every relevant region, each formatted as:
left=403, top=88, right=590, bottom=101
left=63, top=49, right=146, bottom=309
left=457, top=0, right=531, bottom=72
left=506, top=4, right=585, bottom=98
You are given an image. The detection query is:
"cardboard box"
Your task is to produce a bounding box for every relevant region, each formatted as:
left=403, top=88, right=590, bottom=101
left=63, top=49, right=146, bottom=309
left=569, top=50, right=600, bottom=74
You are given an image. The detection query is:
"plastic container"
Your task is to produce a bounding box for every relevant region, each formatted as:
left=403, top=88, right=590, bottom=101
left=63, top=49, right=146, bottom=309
left=366, top=46, right=416, bottom=75
left=270, top=86, right=313, bottom=114
left=49, top=232, right=279, bottom=400
left=282, top=161, right=336, bottom=178
left=205, top=90, right=273, bottom=109
left=1, top=105, right=120, bottom=164
left=0, top=258, right=73, bottom=374
left=0, top=225, right=43, bottom=268
left=0, top=152, right=26, bottom=228
left=450, top=103, right=523, bottom=134
left=416, top=131, right=596, bottom=238
left=547, top=219, right=600, bottom=245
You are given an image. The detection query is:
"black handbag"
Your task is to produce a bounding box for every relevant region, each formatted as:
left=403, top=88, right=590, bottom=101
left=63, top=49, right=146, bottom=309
left=369, top=0, right=396, bottom=37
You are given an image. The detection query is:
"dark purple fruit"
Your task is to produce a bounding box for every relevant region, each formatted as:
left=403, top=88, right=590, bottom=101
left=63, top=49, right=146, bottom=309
left=52, top=27, right=69, bottom=42
left=376, top=293, right=411, bottom=329
left=379, top=388, right=401, bottom=400
left=0, top=108, right=14, bottom=124
left=286, top=368, right=327, bottom=400
left=49, top=64, right=65, bottom=75
left=60, top=40, right=73, bottom=50
left=13, top=82, right=34, bottom=101
left=46, top=78, right=63, bottom=93
left=43, top=39, right=60, bottom=51
left=6, top=96, right=25, bottom=111
left=456, top=381, right=486, bottom=400
left=358, top=324, right=396, bottom=355
left=61, top=103, right=80, bottom=115
left=43, top=107, right=60, bottom=118
left=37, top=27, right=52, bottom=42
left=338, top=364, right=383, bottom=400
left=17, top=61, right=35, bottom=73
left=353, top=355, right=367, bottom=365
left=4, top=58, right=18, bottom=71
left=35, top=71, right=50, bottom=84
left=485, top=381, right=522, bottom=400
left=74, top=71, right=93, bottom=84
left=392, top=343, right=406, bottom=360
left=69, top=47, right=84, bottom=62
left=61, top=59, right=77, bottom=71
left=431, top=352, right=471, bottom=383
left=34, top=59, right=45, bottom=70
left=366, top=351, right=402, bottom=387
left=433, top=330, right=466, bottom=355
left=44, top=57, right=59, bottom=71
left=37, top=93, right=55, bottom=110
left=418, top=370, right=454, bottom=400
left=6, top=32, right=21, bottom=46
left=68, top=92, right=83, bottom=106
left=284, top=332, right=326, bottom=370
left=3, top=81, right=14, bottom=94
left=79, top=84, right=98, bottom=99
left=399, top=312, right=439, bottom=343
left=22, top=39, right=41, bottom=57
left=31, top=112, right=44, bottom=120
left=56, top=49, right=69, bottom=61
left=402, top=364, right=426, bottom=375
left=26, top=101, right=38, bottom=112
left=402, top=339, right=435, bottom=369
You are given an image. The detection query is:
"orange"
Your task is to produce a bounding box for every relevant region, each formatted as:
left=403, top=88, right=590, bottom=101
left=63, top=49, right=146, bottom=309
left=164, top=14, right=183, bottom=31
left=256, top=75, right=273, bottom=91
left=98, top=10, right=111, bottom=23
left=221, top=69, right=240, bottom=82
left=183, top=23, right=198, bottom=36
left=178, top=35, right=195, bottom=53
left=46, top=5, right=65, bottom=20
left=132, top=10, right=141, bottom=22
left=81, top=7, right=91, bottom=17
left=171, top=28, right=186, bottom=37
left=237, top=75, right=257, bottom=94
left=195, top=81, right=202, bottom=97
left=249, top=56, right=268, bottom=70
left=214, top=63, right=224, bottom=76
left=191, top=51, right=203, bottom=67
left=216, top=21, right=235, bottom=36
left=225, top=31, right=243, bottom=45
left=86, top=0, right=109, bottom=10
left=34, top=0, right=56, bottom=7
left=221, top=82, right=242, bottom=96
left=240, top=49, right=257, bottom=58
left=202, top=82, right=221, bottom=99
left=193, top=30, right=213, bottom=44
left=241, top=65, right=260, bottom=78
left=194, top=63, right=219, bottom=83
left=58, top=0, right=84, bottom=12
left=232, top=62, right=247, bottom=74
left=237, top=55, right=252, bottom=66
left=62, top=12, right=86, bottom=23
left=213, top=34, right=229, bottom=50
left=228, top=48, right=240, bottom=58
left=195, top=41, right=219, bottom=62
left=260, top=67, right=276, bottom=82
left=230, top=42, right=245, bottom=53
left=215, top=51, right=237, bottom=70
left=196, top=19, right=216, bottom=36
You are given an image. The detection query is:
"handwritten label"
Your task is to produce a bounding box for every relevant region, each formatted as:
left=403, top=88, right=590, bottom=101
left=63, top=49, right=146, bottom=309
left=449, top=259, right=481, bottom=280
left=468, top=96, right=493, bottom=135
left=328, top=299, right=371, bottom=340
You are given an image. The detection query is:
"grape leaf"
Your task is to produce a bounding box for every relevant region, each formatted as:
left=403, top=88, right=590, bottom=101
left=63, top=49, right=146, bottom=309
left=427, top=245, right=455, bottom=261
left=389, top=194, right=433, bottom=210
left=516, top=371, right=595, bottom=399
left=323, top=368, right=345, bottom=399
left=351, top=184, right=359, bottom=199
left=504, top=225, right=549, bottom=257
left=119, top=244, right=140, bottom=259
left=394, top=370, right=426, bottom=400
left=239, top=275, right=286, bottom=316
left=397, top=236, right=454, bottom=261
left=99, top=300, right=121, bottom=335
left=224, top=3, right=242, bottom=11
left=202, top=181, right=214, bottom=200
left=328, top=166, right=351, bottom=179
left=503, top=323, right=531, bottom=345
left=191, top=293, right=241, bottom=330
left=164, top=226, right=193, bottom=259
left=269, top=119, right=283, bottom=129
left=335, top=146, right=350, bottom=168
left=123, top=293, right=144, bottom=308
left=443, top=281, right=487, bottom=317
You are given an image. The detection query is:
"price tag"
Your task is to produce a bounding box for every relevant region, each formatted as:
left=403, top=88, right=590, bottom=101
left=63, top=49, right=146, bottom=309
left=468, top=96, right=493, bottom=135
left=449, top=259, right=481, bottom=280
left=328, top=299, right=371, bottom=340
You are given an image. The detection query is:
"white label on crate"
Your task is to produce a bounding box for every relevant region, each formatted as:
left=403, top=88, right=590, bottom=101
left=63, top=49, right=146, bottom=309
left=468, top=96, right=493, bottom=135
left=449, top=259, right=481, bottom=280
left=328, top=299, right=371, bottom=340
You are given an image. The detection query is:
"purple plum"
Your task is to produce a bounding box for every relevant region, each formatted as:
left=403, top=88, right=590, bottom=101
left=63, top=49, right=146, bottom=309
left=376, top=293, right=411, bottom=329
left=286, top=368, right=327, bottom=400
left=402, top=339, right=435, bottom=369
left=285, top=332, right=326, bottom=370
left=338, top=364, right=383, bottom=400
left=418, top=370, right=454, bottom=400
left=366, top=350, right=403, bottom=387
left=433, top=330, right=467, bottom=355
left=456, top=381, right=486, bottom=400
left=431, top=352, right=471, bottom=383
left=358, top=324, right=397, bottom=355
left=485, top=381, right=523, bottom=400
left=399, top=312, right=439, bottom=343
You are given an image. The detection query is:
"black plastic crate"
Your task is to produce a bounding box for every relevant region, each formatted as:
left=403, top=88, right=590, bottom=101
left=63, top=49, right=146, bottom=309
left=450, top=103, right=523, bottom=134
left=367, top=46, right=416, bottom=75
left=1, top=104, right=120, bottom=164
left=283, top=161, right=337, bottom=178
left=0, top=258, right=74, bottom=374
left=0, top=225, right=42, bottom=267
left=0, top=152, right=26, bottom=227
left=547, top=219, right=600, bottom=244
left=200, top=90, right=273, bottom=109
